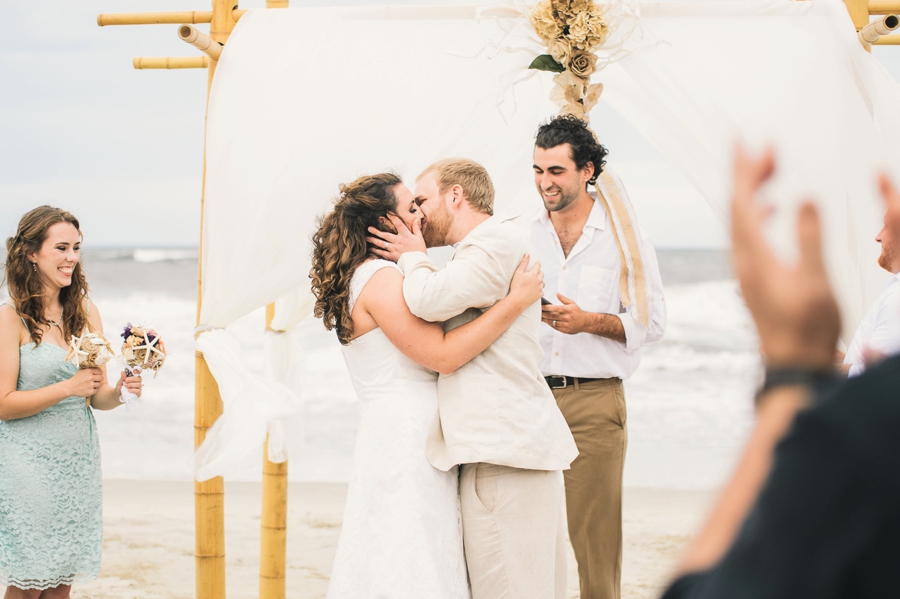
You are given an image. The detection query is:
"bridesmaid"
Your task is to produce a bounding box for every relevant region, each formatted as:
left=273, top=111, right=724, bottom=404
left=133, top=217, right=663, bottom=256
left=0, top=206, right=142, bottom=599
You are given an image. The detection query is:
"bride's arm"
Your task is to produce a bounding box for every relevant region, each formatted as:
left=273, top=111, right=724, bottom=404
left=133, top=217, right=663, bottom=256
left=359, top=256, right=543, bottom=375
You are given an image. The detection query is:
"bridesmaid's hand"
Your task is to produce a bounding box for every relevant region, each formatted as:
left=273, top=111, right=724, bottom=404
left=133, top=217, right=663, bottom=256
left=68, top=368, right=104, bottom=398
left=509, top=254, right=544, bottom=309
left=115, top=371, right=143, bottom=399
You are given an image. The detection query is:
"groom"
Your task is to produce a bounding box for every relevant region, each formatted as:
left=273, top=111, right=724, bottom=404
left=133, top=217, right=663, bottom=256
left=369, top=158, right=578, bottom=599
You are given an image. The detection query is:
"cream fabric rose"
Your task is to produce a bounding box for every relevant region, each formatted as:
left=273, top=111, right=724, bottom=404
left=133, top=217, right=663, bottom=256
left=567, top=50, right=598, bottom=79
left=548, top=38, right=572, bottom=64
left=529, top=0, right=564, bottom=43
left=569, top=10, right=609, bottom=50
left=562, top=0, right=591, bottom=19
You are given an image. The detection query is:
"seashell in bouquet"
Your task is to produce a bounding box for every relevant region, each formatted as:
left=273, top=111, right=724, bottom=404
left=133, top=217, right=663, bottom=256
left=65, top=330, right=115, bottom=369
left=121, top=323, right=167, bottom=375
left=119, top=323, right=166, bottom=407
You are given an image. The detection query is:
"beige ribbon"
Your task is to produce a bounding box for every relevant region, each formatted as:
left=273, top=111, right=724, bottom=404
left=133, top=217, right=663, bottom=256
left=594, top=170, right=650, bottom=328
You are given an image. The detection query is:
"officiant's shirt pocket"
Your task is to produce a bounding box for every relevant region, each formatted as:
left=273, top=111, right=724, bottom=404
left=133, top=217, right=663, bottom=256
left=578, top=266, right=616, bottom=312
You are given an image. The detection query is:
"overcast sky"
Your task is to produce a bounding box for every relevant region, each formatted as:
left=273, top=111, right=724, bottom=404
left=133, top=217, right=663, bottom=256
left=3, top=1, right=900, bottom=248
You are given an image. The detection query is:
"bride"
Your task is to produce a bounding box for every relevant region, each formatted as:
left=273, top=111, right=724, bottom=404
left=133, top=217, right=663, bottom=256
left=310, top=172, right=544, bottom=598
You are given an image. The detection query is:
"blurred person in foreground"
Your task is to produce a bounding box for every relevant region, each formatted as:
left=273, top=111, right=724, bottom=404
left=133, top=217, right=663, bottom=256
left=661, top=147, right=900, bottom=599
left=837, top=206, right=900, bottom=376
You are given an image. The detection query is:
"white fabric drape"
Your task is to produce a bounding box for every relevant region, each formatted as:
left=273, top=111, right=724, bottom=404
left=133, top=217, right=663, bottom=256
left=600, top=0, right=900, bottom=336
left=195, top=0, right=900, bottom=479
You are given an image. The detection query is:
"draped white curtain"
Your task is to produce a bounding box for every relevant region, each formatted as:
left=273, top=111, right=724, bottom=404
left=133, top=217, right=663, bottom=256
left=194, top=0, right=900, bottom=479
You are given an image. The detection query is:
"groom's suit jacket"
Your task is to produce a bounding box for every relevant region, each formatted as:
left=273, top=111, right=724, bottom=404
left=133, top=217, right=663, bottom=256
left=398, top=215, right=578, bottom=472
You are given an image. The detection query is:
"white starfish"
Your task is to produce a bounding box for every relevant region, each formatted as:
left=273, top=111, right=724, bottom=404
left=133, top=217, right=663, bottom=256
left=134, top=332, right=166, bottom=366
left=65, top=331, right=92, bottom=368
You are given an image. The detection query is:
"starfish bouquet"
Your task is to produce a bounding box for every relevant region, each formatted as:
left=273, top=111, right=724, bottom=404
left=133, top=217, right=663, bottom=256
left=65, top=330, right=115, bottom=369
left=119, top=323, right=166, bottom=406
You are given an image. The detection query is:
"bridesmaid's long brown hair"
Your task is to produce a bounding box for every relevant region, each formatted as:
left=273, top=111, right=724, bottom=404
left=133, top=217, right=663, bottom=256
left=4, top=206, right=91, bottom=345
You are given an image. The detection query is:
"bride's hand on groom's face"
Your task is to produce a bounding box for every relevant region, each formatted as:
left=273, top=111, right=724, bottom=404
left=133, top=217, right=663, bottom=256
left=367, top=214, right=426, bottom=262
left=509, top=254, right=545, bottom=308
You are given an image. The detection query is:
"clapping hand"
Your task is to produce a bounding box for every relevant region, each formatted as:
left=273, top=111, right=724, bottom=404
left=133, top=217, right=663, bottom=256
left=731, top=145, right=840, bottom=369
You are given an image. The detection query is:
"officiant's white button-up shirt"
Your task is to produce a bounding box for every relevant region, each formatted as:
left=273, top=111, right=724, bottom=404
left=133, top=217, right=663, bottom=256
left=513, top=194, right=667, bottom=380
left=843, top=272, right=900, bottom=377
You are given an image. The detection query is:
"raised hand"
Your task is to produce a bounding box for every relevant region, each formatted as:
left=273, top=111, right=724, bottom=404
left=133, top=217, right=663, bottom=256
left=731, top=145, right=840, bottom=369
left=367, top=214, right=427, bottom=263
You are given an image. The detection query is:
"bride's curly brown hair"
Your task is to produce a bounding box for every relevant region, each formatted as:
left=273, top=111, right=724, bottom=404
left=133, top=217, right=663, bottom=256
left=4, top=206, right=92, bottom=346
left=310, top=173, right=403, bottom=345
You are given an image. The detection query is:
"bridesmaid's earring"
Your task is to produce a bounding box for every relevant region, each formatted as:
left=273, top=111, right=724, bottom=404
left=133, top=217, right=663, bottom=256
left=32, top=262, right=37, bottom=272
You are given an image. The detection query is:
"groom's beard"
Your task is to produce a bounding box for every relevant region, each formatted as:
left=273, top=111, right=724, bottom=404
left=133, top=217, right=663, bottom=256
left=422, top=202, right=452, bottom=247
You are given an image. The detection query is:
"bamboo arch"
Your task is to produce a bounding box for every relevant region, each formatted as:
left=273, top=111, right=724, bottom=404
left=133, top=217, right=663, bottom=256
left=94, top=1, right=899, bottom=598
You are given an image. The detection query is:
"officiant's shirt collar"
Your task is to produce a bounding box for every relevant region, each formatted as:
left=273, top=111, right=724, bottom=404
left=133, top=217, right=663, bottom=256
left=536, top=190, right=608, bottom=238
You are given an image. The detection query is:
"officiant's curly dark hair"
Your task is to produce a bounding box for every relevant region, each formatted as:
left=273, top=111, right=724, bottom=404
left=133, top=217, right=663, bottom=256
left=311, top=173, right=403, bottom=345
left=535, top=115, right=609, bottom=185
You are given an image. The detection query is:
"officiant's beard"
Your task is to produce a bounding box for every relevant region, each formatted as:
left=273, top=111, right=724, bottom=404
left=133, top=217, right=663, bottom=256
left=422, top=201, right=452, bottom=247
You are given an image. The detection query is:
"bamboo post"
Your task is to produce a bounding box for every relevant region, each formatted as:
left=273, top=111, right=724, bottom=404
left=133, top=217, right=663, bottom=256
left=195, top=3, right=238, bottom=599
left=179, top=25, right=224, bottom=60
left=844, top=0, right=872, bottom=28
left=97, top=10, right=246, bottom=26
left=869, top=0, right=900, bottom=14
left=133, top=56, right=209, bottom=69
left=859, top=14, right=900, bottom=44
left=260, top=304, right=289, bottom=599
left=259, top=7, right=291, bottom=595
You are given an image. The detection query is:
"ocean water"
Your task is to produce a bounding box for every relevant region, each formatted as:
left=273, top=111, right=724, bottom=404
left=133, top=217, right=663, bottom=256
left=7, top=248, right=759, bottom=489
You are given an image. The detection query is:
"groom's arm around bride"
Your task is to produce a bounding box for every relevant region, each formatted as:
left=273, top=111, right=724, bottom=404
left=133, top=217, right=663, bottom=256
left=370, top=158, right=577, bottom=599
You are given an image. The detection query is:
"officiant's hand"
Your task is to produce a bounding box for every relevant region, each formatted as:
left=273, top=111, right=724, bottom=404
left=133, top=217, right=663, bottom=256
left=731, top=145, right=840, bottom=370
left=541, top=293, right=591, bottom=334
left=367, top=214, right=426, bottom=263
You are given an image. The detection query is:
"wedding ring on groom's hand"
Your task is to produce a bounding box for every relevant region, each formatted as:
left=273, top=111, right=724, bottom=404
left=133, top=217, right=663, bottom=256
left=553, top=320, right=557, bottom=328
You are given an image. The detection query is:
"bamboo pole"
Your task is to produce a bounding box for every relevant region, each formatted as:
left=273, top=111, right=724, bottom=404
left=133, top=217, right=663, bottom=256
left=260, top=299, right=288, bottom=599
left=844, top=0, right=872, bottom=28
left=859, top=14, right=900, bottom=44
left=870, top=0, right=900, bottom=14
left=134, top=56, right=209, bottom=69
left=873, top=32, right=900, bottom=42
left=179, top=25, right=223, bottom=60
left=97, top=10, right=246, bottom=26
left=195, top=3, right=238, bottom=599
left=99, top=11, right=213, bottom=26
left=259, top=3, right=290, bottom=593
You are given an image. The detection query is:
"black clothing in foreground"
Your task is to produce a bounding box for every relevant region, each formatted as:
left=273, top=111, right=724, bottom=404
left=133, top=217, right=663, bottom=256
left=662, top=355, right=900, bottom=599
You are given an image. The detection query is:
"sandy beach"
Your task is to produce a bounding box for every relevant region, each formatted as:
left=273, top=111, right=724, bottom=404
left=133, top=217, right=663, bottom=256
left=2, top=481, right=715, bottom=599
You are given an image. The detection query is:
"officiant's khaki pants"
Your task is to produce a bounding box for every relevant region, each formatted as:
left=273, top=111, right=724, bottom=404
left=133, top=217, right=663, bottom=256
left=553, top=377, right=627, bottom=599
left=459, top=463, right=567, bottom=599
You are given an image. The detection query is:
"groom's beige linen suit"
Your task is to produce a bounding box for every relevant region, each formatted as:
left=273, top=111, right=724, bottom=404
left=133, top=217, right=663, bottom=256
left=398, top=215, right=578, bottom=599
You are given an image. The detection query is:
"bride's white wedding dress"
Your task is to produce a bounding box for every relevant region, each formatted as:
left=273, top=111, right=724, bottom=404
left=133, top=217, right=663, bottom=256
left=326, top=259, right=470, bottom=599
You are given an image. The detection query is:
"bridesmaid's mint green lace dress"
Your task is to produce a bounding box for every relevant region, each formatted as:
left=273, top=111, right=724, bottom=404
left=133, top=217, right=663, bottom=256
left=0, top=338, right=103, bottom=590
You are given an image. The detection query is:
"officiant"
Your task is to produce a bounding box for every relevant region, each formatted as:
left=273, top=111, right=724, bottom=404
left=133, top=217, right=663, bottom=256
left=517, top=116, right=667, bottom=599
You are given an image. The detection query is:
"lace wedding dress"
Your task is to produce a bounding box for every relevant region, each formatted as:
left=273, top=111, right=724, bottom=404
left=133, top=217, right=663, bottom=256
left=326, top=260, right=470, bottom=599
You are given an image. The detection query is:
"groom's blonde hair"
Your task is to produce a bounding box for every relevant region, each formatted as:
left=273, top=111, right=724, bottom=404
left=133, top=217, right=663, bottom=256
left=418, top=158, right=494, bottom=215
